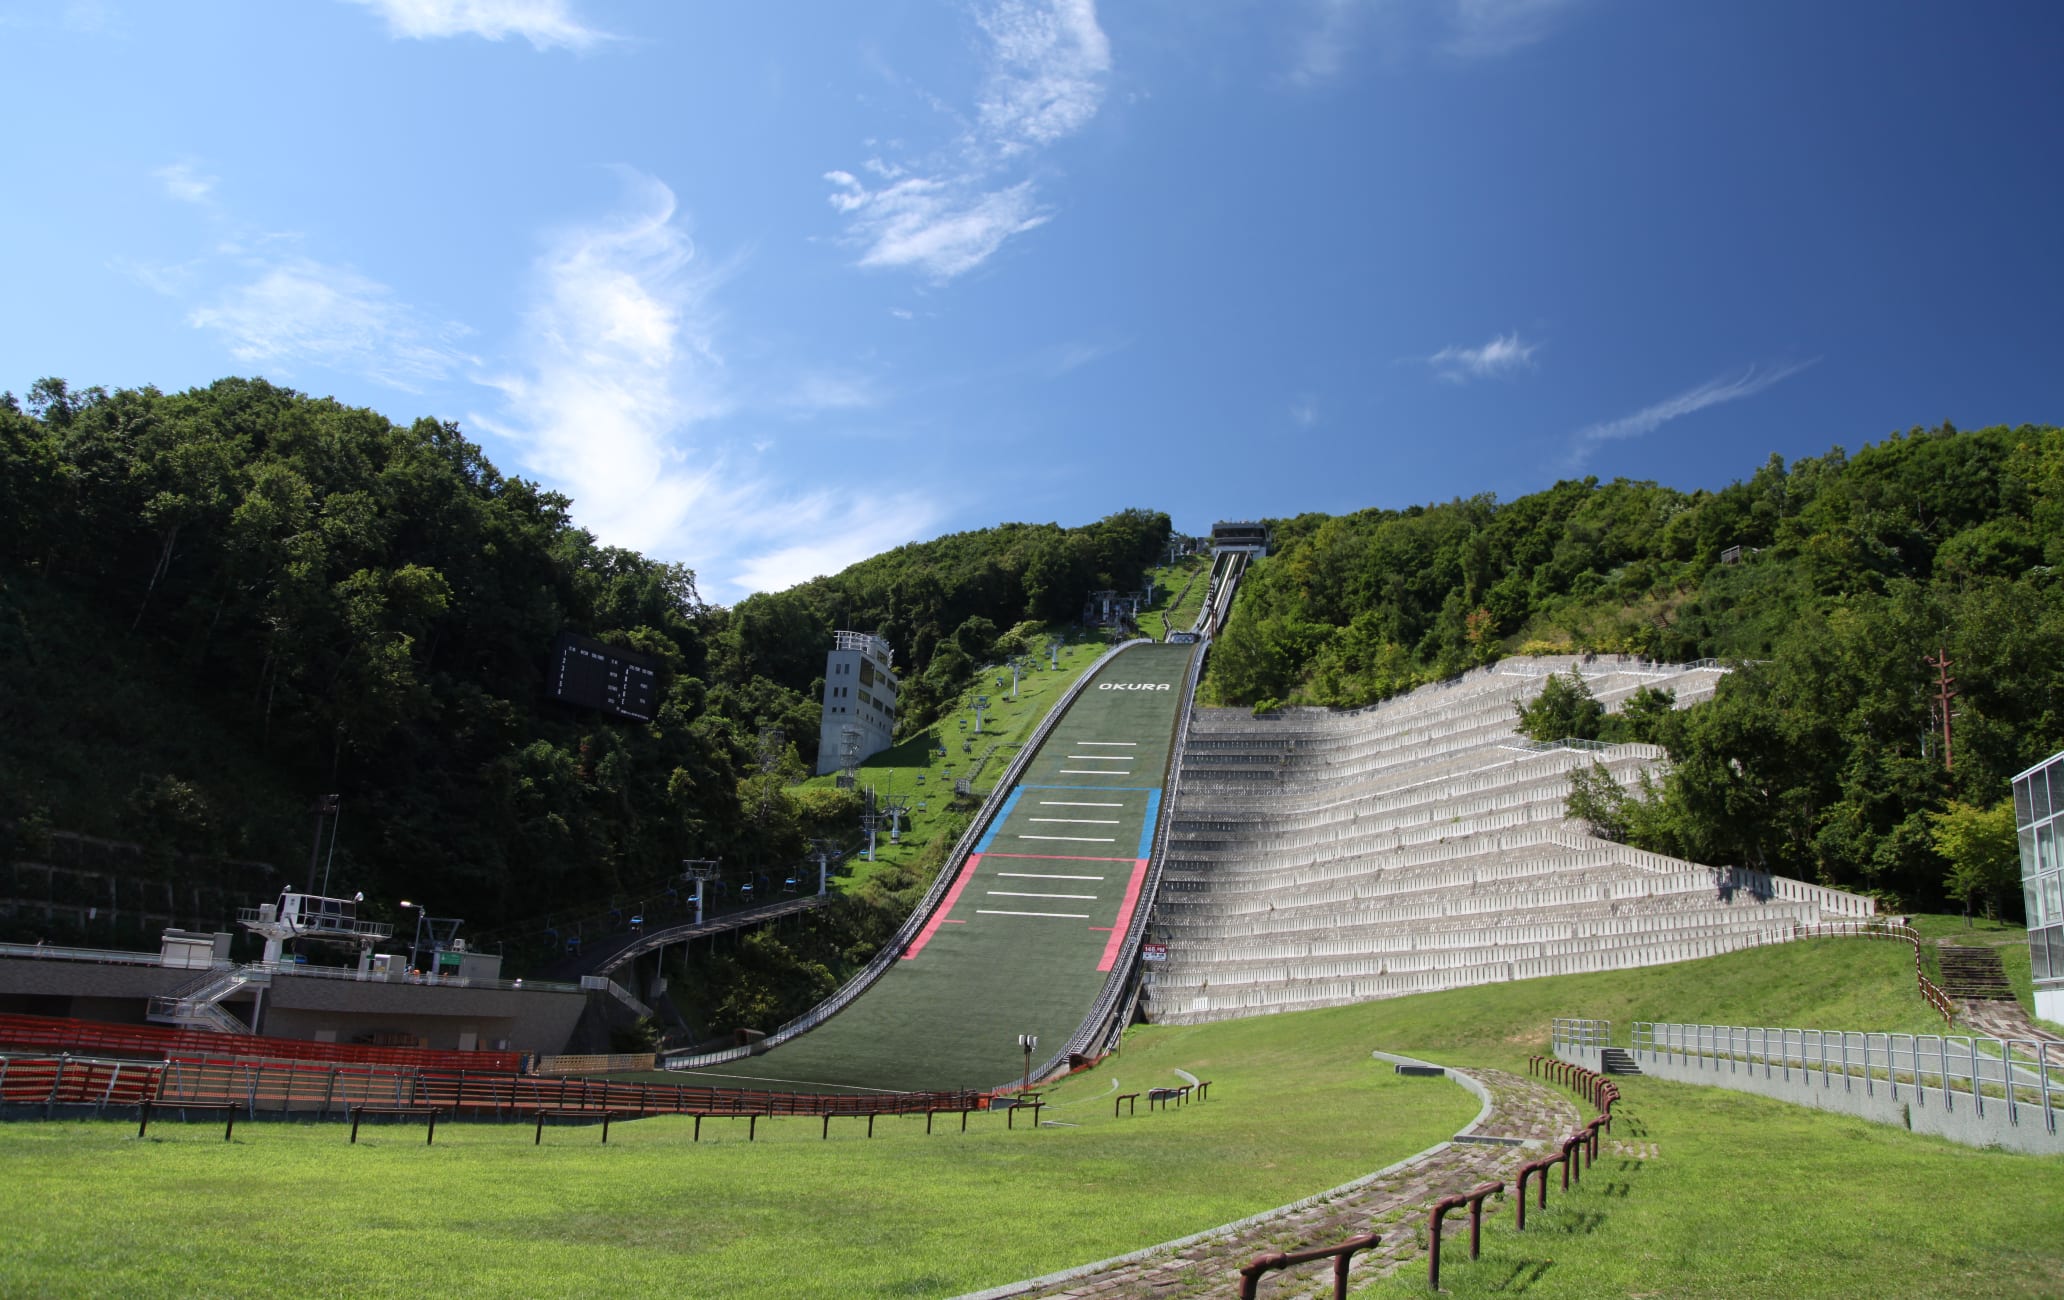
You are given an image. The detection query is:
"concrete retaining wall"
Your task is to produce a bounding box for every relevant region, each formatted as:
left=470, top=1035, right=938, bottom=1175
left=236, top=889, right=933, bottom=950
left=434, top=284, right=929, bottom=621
left=1555, top=1043, right=2064, bottom=1156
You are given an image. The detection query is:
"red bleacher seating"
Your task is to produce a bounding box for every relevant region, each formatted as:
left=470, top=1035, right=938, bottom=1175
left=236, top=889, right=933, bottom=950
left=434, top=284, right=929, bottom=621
left=0, top=1013, right=522, bottom=1074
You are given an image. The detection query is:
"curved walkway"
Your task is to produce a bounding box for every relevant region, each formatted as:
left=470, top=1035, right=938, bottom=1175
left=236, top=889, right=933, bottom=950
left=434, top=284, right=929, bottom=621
left=970, top=1065, right=1583, bottom=1299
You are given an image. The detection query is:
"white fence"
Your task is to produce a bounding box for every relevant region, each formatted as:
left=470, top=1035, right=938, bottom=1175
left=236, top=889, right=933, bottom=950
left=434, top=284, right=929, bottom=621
left=1554, top=1017, right=2063, bottom=1155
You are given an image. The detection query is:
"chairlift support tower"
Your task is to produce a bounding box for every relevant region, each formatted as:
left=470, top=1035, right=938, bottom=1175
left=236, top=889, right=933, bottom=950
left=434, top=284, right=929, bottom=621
left=679, top=859, right=722, bottom=926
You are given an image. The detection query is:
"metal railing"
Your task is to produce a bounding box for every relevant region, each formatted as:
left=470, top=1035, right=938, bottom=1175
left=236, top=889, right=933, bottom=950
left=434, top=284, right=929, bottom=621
left=0, top=941, right=221, bottom=968
left=1634, top=1021, right=2062, bottom=1133
left=266, top=961, right=581, bottom=994
left=1552, top=1017, right=1612, bottom=1049
left=665, top=638, right=1151, bottom=1071
left=580, top=975, right=653, bottom=1018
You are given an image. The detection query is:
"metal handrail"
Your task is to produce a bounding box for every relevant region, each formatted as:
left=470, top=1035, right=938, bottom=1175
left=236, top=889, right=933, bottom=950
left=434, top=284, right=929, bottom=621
left=0, top=942, right=223, bottom=968
left=1631, top=1020, right=2061, bottom=1133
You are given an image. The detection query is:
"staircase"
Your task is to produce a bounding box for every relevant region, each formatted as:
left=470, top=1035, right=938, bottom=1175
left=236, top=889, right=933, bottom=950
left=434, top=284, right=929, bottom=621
left=1937, top=946, right=2016, bottom=1002
left=1600, top=1046, right=1643, bottom=1076
left=147, top=964, right=269, bottom=1033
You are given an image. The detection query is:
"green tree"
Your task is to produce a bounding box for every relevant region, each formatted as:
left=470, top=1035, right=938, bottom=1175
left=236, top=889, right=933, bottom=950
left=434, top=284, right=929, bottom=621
left=1515, top=670, right=1604, bottom=742
left=1929, top=798, right=2020, bottom=919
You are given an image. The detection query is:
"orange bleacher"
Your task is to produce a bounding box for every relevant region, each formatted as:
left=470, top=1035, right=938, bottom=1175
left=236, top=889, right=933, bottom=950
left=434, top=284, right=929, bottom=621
left=0, top=1054, right=161, bottom=1107
left=0, top=1013, right=522, bottom=1074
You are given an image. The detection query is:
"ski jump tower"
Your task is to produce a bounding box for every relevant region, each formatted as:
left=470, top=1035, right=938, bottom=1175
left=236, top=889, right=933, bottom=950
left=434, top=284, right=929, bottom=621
left=816, top=631, right=899, bottom=776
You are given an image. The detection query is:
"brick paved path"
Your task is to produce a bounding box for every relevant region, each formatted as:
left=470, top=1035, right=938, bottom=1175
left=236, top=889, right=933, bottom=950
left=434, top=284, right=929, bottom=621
left=974, top=1067, right=1582, bottom=1300
left=1956, top=997, right=2064, bottom=1047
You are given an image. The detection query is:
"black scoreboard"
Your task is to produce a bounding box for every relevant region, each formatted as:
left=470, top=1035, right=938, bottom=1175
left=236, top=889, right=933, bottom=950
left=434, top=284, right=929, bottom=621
left=548, top=633, right=660, bottom=721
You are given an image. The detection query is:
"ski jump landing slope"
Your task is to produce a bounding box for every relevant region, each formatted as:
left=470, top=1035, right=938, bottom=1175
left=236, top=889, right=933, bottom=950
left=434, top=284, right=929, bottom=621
left=678, top=642, right=1196, bottom=1095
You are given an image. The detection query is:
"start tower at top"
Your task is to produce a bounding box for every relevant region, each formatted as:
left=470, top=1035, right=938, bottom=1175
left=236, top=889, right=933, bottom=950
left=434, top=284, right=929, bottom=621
left=816, top=631, right=899, bottom=777
left=1211, top=520, right=1271, bottom=556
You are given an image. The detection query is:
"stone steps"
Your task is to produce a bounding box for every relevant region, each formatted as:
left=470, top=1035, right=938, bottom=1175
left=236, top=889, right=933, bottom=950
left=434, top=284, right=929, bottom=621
left=1938, top=945, right=2017, bottom=1001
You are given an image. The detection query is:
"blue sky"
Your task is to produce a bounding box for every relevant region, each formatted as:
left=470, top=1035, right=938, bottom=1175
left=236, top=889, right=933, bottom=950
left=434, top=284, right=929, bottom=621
left=3, top=1, right=2059, bottom=601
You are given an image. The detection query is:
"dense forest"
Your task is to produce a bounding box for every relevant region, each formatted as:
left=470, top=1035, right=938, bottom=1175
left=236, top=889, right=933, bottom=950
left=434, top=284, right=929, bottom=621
left=0, top=376, right=1166, bottom=960
left=4, top=375, right=2056, bottom=983
left=1207, top=422, right=2064, bottom=913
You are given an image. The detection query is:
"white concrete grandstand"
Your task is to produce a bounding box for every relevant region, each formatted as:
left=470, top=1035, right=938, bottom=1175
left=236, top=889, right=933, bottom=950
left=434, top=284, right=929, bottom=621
left=1141, top=656, right=1874, bottom=1023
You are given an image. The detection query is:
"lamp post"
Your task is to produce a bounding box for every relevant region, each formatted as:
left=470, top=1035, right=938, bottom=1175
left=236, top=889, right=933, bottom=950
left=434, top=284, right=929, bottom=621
left=398, top=900, right=423, bottom=972
left=1018, top=1033, right=1038, bottom=1095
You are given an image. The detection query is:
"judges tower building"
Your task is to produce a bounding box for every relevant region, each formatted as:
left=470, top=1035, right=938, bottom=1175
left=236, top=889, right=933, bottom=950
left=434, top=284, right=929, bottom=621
left=817, top=631, right=898, bottom=776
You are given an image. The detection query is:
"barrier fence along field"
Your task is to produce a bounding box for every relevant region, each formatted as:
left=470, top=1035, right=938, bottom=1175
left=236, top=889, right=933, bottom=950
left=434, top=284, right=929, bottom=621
left=1633, top=1022, right=2061, bottom=1132
left=1, top=1051, right=985, bottom=1125
left=1554, top=1015, right=2064, bottom=1154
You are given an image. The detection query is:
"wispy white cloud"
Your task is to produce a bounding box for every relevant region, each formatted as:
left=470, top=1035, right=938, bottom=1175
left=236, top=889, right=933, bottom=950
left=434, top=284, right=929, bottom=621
left=473, top=171, right=938, bottom=598
left=780, top=371, right=883, bottom=415
left=1427, top=331, right=1539, bottom=382
left=1445, top=0, right=1578, bottom=57
left=976, top=0, right=1112, bottom=154
left=1290, top=0, right=1363, bottom=86
left=826, top=0, right=1109, bottom=280
left=829, top=175, right=1049, bottom=280
left=1289, top=0, right=1577, bottom=82
left=189, top=256, right=475, bottom=391
left=154, top=162, right=217, bottom=204
left=471, top=171, right=733, bottom=558
left=730, top=497, right=940, bottom=594
left=1289, top=397, right=1320, bottom=427
left=1565, top=360, right=1819, bottom=468
left=340, top=0, right=609, bottom=51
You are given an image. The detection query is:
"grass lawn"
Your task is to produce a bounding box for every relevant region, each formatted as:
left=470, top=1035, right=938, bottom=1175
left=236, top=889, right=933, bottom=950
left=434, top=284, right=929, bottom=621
left=1358, top=1076, right=2064, bottom=1298
left=0, top=1011, right=1472, bottom=1299
left=1140, top=554, right=1211, bottom=642
left=804, top=626, right=1118, bottom=894
left=7, top=938, right=2058, bottom=1298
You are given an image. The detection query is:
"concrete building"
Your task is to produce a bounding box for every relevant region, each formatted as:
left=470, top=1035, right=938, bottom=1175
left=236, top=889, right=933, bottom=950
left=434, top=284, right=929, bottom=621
left=2013, top=751, right=2064, bottom=1023
left=816, top=631, right=899, bottom=777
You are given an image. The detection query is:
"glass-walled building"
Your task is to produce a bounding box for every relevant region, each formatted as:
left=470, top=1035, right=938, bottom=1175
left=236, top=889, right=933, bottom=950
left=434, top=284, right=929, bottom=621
left=2013, top=751, right=2064, bottom=1023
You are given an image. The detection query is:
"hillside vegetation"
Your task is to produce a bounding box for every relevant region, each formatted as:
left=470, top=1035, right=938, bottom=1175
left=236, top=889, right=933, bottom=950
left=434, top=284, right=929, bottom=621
left=1208, top=423, right=2064, bottom=912
left=0, top=376, right=1164, bottom=953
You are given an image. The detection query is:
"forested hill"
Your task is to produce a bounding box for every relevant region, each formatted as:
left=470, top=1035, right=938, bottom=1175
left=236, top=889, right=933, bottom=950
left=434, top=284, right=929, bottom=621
left=0, top=377, right=1165, bottom=943
left=1207, top=422, right=2064, bottom=912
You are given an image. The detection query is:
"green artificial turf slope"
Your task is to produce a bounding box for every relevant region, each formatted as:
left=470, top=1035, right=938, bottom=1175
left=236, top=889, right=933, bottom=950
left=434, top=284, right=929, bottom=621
left=685, top=642, right=1195, bottom=1092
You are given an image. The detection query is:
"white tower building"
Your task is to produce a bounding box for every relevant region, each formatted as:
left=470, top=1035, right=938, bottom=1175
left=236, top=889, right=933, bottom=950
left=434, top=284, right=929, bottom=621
left=816, top=631, right=899, bottom=776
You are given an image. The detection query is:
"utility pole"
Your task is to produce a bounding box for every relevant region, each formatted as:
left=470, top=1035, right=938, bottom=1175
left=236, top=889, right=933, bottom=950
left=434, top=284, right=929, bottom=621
left=1926, top=648, right=1956, bottom=772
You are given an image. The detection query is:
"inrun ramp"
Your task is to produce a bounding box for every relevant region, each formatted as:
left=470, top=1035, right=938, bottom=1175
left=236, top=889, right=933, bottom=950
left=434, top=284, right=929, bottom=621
left=676, top=642, right=1195, bottom=1094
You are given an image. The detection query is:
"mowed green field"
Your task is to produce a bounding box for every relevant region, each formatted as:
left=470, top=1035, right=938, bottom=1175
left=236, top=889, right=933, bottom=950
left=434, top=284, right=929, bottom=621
left=5, top=940, right=2060, bottom=1297
left=0, top=1010, right=1473, bottom=1300
left=686, top=642, right=1196, bottom=1093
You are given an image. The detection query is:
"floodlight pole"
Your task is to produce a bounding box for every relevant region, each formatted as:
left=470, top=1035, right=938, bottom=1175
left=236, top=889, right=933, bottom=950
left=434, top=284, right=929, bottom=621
left=303, top=794, right=339, bottom=894
left=316, top=796, right=345, bottom=898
